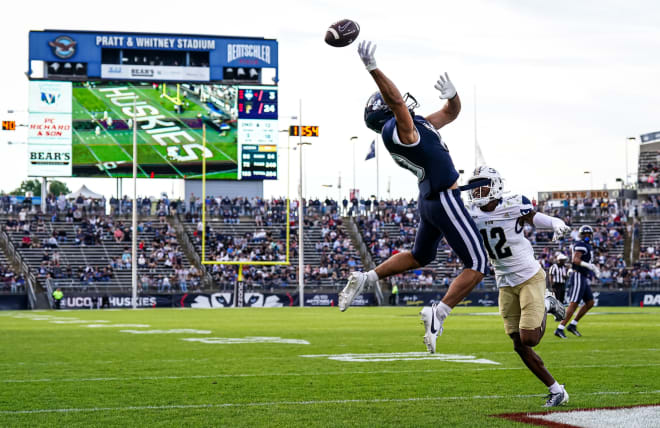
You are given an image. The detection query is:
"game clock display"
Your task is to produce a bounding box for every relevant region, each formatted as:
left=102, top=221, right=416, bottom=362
left=238, top=87, right=278, bottom=120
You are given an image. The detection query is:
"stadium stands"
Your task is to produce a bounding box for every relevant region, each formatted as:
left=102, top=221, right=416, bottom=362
left=355, top=197, right=629, bottom=291
left=0, top=249, right=24, bottom=294
left=1, top=203, right=197, bottom=294
left=0, top=192, right=649, bottom=296
left=182, top=196, right=363, bottom=289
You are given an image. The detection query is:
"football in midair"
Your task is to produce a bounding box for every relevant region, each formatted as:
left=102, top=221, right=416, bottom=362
left=324, top=19, right=360, bottom=47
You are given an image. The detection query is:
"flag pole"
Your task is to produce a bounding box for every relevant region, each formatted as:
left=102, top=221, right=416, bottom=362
left=376, top=136, right=380, bottom=201
left=473, top=85, right=478, bottom=170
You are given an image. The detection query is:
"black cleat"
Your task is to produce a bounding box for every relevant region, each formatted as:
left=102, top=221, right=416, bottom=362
left=566, top=324, right=582, bottom=337
left=554, top=328, right=567, bottom=339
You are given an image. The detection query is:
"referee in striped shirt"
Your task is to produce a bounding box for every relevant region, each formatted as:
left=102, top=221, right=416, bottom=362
left=549, top=253, right=569, bottom=303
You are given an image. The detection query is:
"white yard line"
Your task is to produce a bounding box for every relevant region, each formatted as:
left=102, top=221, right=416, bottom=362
left=1, top=390, right=659, bottom=415
left=4, top=362, right=660, bottom=384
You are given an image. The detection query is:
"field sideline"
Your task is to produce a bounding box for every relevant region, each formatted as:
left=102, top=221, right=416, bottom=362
left=1, top=307, right=659, bottom=427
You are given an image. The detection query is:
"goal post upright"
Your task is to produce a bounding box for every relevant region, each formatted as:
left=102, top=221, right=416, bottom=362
left=200, top=122, right=291, bottom=306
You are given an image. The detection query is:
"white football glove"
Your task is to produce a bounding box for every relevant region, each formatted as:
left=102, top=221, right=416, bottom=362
left=581, top=261, right=601, bottom=278
left=552, top=224, right=572, bottom=242
left=434, top=72, right=457, bottom=100
left=357, top=40, right=378, bottom=72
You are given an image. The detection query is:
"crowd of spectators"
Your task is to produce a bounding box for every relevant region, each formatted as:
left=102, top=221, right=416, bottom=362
left=353, top=196, right=632, bottom=290
left=638, top=150, right=660, bottom=189
left=2, top=199, right=197, bottom=292
left=185, top=197, right=359, bottom=289
left=0, top=261, right=24, bottom=293
left=2, top=190, right=655, bottom=293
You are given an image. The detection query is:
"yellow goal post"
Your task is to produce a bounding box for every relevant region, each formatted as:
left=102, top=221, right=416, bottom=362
left=199, top=124, right=291, bottom=283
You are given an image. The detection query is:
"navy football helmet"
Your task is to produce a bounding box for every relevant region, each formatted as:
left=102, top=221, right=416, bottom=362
left=578, top=225, right=593, bottom=241
left=364, top=92, right=419, bottom=133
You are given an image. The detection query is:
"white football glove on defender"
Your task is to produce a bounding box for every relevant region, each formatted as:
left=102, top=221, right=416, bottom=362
left=533, top=212, right=570, bottom=242
left=358, top=41, right=378, bottom=71
left=434, top=72, right=457, bottom=100
left=552, top=224, right=572, bottom=242
left=580, top=261, right=601, bottom=278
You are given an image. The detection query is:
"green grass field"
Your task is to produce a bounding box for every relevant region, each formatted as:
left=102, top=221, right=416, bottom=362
left=1, top=307, right=659, bottom=427
left=71, top=82, right=238, bottom=179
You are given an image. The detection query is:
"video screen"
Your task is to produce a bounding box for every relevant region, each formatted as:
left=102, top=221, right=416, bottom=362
left=71, top=81, right=240, bottom=179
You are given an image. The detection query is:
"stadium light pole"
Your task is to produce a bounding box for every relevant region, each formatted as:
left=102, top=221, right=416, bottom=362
left=584, top=171, right=592, bottom=198
left=131, top=98, right=138, bottom=310
left=298, top=138, right=312, bottom=308
left=298, top=101, right=305, bottom=307
left=625, top=136, right=636, bottom=186
left=350, top=136, right=358, bottom=200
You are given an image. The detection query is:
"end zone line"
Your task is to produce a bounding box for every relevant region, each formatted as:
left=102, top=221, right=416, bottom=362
left=1, top=390, right=659, bottom=415
left=4, top=362, right=660, bottom=384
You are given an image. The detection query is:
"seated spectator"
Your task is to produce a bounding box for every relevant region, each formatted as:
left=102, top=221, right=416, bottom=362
left=44, top=235, right=59, bottom=249
left=21, top=234, right=32, bottom=248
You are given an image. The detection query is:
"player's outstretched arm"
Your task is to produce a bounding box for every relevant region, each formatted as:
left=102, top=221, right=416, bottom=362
left=425, top=73, right=461, bottom=129
left=521, top=211, right=571, bottom=242
left=358, top=41, right=417, bottom=144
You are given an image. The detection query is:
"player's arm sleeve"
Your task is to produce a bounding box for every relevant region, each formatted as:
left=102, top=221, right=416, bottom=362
left=532, top=212, right=565, bottom=230
left=391, top=124, right=421, bottom=147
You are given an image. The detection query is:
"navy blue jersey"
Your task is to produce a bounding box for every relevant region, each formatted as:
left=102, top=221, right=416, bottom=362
left=381, top=115, right=459, bottom=199
left=571, top=239, right=593, bottom=276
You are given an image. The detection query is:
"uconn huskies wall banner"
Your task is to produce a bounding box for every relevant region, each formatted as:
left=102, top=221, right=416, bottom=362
left=55, top=293, right=376, bottom=309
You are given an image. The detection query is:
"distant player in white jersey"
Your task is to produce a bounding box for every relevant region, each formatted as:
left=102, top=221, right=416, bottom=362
left=467, top=166, right=571, bottom=407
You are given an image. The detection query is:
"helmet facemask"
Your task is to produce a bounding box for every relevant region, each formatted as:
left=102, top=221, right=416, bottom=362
left=468, top=166, right=504, bottom=207
left=364, top=92, right=419, bottom=133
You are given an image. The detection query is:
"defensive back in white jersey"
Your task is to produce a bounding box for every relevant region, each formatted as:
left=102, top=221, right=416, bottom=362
left=469, top=194, right=540, bottom=288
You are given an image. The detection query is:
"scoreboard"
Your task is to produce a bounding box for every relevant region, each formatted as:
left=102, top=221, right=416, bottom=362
left=26, top=30, right=281, bottom=182
left=240, top=145, right=277, bottom=179
left=238, top=87, right=277, bottom=119
left=237, top=86, right=278, bottom=180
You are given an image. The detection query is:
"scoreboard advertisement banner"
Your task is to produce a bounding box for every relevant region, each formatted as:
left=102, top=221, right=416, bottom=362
left=28, top=81, right=72, bottom=177
left=100, top=64, right=211, bottom=82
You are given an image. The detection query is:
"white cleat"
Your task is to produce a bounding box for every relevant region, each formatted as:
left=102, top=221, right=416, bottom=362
left=420, top=303, right=443, bottom=354
left=543, top=384, right=569, bottom=407
left=338, top=272, right=373, bottom=312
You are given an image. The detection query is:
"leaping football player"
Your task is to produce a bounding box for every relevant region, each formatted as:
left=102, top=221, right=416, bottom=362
left=339, top=40, right=488, bottom=353
left=467, top=165, right=570, bottom=407
left=555, top=225, right=600, bottom=339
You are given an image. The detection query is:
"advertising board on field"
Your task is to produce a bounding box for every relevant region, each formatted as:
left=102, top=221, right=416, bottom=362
left=0, top=295, right=28, bottom=310
left=51, top=292, right=376, bottom=309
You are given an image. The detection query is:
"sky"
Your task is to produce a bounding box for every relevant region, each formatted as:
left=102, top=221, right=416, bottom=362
left=0, top=0, right=658, bottom=202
